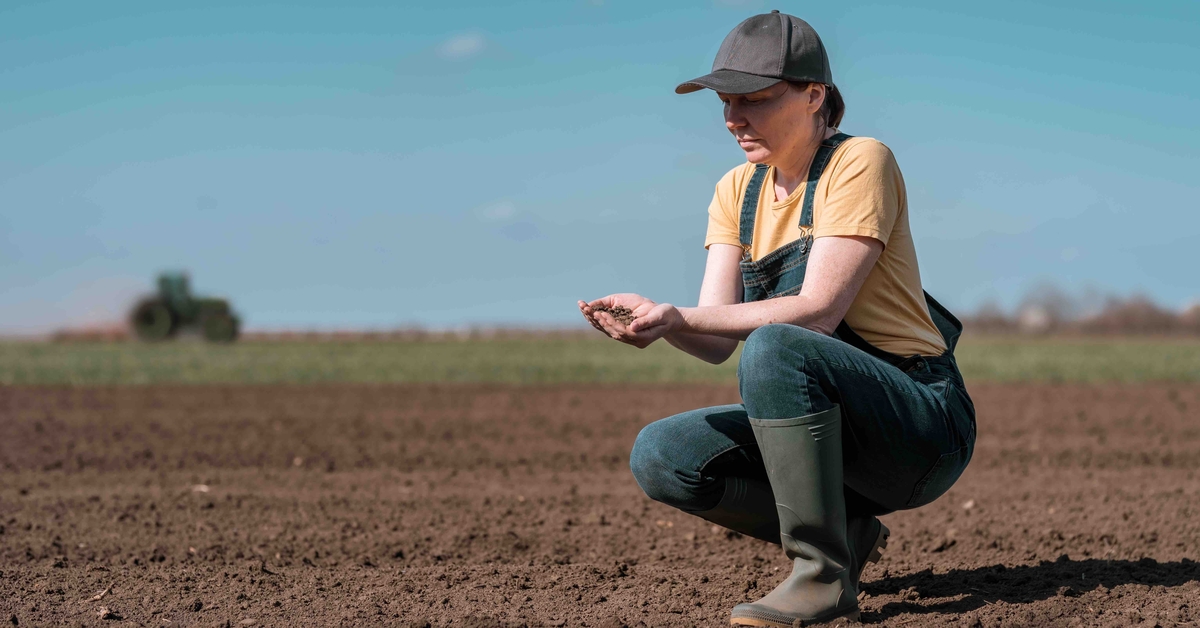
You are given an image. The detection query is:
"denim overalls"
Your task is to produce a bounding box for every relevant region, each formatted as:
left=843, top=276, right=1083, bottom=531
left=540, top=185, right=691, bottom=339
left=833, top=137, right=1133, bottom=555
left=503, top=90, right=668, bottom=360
left=630, top=133, right=977, bottom=517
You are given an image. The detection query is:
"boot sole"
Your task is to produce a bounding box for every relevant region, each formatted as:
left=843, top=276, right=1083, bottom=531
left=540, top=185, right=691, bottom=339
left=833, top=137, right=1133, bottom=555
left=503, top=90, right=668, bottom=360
left=729, top=525, right=889, bottom=628
left=864, top=522, right=890, bottom=568
left=730, top=609, right=860, bottom=627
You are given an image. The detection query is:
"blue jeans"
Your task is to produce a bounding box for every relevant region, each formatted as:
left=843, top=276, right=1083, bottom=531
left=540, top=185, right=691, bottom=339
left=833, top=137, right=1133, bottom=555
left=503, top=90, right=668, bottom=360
left=629, top=324, right=975, bottom=519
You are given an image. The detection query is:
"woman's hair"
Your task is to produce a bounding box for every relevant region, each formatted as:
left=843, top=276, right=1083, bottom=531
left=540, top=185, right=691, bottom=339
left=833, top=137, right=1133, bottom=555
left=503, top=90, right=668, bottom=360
left=789, top=82, right=845, bottom=129
left=823, top=84, right=845, bottom=128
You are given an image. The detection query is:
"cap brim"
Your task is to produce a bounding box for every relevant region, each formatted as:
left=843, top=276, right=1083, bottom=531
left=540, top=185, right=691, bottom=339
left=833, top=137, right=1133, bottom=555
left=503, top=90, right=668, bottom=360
left=675, top=69, right=782, bottom=95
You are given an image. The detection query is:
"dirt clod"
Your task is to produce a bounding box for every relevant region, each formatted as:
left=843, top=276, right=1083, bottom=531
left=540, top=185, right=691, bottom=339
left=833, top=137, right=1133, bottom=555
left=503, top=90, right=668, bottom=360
left=87, top=584, right=112, bottom=602
left=593, top=305, right=635, bottom=325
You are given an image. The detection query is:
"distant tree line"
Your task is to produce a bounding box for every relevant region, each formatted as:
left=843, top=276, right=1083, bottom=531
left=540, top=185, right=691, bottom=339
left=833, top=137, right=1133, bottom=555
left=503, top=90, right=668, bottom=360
left=964, top=284, right=1200, bottom=335
left=43, top=283, right=1200, bottom=341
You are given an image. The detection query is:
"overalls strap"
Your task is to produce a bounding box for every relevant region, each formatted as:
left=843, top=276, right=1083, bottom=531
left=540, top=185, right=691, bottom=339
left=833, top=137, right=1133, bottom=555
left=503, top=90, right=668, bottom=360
left=799, top=132, right=852, bottom=228
left=923, top=292, right=964, bottom=353
left=738, top=165, right=770, bottom=250
left=833, top=292, right=963, bottom=365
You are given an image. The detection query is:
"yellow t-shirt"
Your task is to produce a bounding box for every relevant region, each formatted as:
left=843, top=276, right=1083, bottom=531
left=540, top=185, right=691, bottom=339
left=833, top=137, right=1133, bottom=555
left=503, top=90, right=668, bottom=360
left=704, top=136, right=947, bottom=357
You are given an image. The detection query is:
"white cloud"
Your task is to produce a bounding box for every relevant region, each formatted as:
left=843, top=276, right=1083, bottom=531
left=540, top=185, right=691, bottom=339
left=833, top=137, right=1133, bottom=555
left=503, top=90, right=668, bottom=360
left=475, top=200, right=516, bottom=222
left=437, top=32, right=486, bottom=59
left=468, top=200, right=542, bottom=241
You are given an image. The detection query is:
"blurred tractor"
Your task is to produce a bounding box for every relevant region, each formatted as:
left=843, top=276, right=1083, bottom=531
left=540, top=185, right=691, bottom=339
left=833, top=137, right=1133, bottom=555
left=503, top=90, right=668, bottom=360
left=129, top=273, right=240, bottom=343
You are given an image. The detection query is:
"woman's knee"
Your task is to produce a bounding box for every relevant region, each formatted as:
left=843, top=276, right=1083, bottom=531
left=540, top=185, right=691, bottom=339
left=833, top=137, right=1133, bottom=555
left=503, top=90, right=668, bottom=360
left=629, top=417, right=717, bottom=511
left=738, top=324, right=827, bottom=402
left=740, top=323, right=789, bottom=369
left=739, top=324, right=848, bottom=419
left=629, top=420, right=684, bottom=505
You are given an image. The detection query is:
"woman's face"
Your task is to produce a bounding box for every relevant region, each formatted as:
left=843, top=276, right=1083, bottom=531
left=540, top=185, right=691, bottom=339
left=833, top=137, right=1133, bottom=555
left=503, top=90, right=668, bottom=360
left=719, top=82, right=824, bottom=165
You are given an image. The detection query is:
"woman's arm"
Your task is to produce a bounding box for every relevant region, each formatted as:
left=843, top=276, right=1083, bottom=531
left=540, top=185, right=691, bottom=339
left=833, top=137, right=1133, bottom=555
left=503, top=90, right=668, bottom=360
left=663, top=243, right=743, bottom=364
left=677, top=235, right=883, bottom=340
left=582, top=235, right=882, bottom=351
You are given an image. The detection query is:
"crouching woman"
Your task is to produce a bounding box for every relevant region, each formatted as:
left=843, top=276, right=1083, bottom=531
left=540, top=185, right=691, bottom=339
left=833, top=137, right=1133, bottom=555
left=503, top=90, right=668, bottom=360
left=578, top=11, right=975, bottom=627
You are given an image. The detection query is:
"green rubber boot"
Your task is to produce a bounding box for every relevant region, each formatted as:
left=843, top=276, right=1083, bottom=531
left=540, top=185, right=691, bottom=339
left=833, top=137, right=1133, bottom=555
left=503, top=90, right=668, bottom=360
left=847, top=515, right=889, bottom=593
left=691, top=476, right=782, bottom=544
left=730, top=406, right=858, bottom=627
left=694, top=478, right=889, bottom=594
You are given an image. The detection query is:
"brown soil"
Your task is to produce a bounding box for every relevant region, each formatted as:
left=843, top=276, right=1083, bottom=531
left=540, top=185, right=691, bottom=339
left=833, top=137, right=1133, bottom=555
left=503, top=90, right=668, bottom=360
left=1, top=383, right=1198, bottom=627
left=592, top=306, right=635, bottom=326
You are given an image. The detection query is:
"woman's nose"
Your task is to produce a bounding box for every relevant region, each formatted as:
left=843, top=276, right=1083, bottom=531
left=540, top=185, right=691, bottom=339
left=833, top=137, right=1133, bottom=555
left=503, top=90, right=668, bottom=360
left=725, top=106, right=746, bottom=130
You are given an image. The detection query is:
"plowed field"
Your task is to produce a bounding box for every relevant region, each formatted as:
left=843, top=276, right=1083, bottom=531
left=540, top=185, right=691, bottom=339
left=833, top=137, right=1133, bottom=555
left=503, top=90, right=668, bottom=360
left=2, top=383, right=1198, bottom=627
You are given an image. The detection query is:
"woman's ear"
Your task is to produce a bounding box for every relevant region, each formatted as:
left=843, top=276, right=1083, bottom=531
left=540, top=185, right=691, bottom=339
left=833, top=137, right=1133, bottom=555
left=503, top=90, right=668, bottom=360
left=806, top=83, right=827, bottom=116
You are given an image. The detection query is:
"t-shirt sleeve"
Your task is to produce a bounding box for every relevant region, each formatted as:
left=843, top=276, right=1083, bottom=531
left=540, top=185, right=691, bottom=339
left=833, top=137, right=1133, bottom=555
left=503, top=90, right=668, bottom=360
left=812, top=139, right=902, bottom=246
left=704, top=165, right=745, bottom=250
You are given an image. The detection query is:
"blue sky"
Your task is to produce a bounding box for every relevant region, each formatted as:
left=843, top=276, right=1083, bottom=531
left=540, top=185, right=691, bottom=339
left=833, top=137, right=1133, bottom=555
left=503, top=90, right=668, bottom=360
left=2, top=0, right=1198, bottom=332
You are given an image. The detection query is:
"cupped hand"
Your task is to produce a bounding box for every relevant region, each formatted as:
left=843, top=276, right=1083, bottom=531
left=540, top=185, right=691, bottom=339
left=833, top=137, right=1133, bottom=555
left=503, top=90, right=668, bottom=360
left=577, top=293, right=684, bottom=349
left=577, top=299, right=608, bottom=336
left=578, top=293, right=656, bottom=338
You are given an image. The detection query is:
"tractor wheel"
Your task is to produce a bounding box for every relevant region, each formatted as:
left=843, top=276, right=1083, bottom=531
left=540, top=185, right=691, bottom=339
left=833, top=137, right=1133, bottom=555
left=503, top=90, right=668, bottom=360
left=202, top=313, right=239, bottom=343
left=130, top=299, right=175, bottom=342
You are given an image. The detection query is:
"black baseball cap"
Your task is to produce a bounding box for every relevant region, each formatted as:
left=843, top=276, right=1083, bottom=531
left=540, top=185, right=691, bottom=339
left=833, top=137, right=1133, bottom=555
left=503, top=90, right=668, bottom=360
left=676, top=10, right=834, bottom=95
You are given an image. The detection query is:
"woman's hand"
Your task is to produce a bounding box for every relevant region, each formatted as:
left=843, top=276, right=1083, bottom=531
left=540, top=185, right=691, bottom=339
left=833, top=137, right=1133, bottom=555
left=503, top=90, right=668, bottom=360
left=577, top=294, right=684, bottom=349
left=578, top=293, right=655, bottom=339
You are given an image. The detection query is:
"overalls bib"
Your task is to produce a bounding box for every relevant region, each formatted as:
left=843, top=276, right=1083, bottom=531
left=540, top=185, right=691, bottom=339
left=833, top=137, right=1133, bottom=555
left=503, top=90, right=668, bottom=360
left=737, top=132, right=964, bottom=370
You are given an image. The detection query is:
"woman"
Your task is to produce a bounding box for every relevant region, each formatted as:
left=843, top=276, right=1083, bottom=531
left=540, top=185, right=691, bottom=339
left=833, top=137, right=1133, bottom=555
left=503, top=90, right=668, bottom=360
left=577, top=11, right=975, bottom=628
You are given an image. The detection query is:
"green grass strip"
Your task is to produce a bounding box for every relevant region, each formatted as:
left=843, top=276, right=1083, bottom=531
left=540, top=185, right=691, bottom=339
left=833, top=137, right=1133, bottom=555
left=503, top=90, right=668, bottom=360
left=0, top=335, right=1196, bottom=385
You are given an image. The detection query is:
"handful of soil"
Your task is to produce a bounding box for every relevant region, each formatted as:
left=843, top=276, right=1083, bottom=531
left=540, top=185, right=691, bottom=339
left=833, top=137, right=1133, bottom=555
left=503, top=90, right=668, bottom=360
left=593, top=305, right=635, bottom=326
